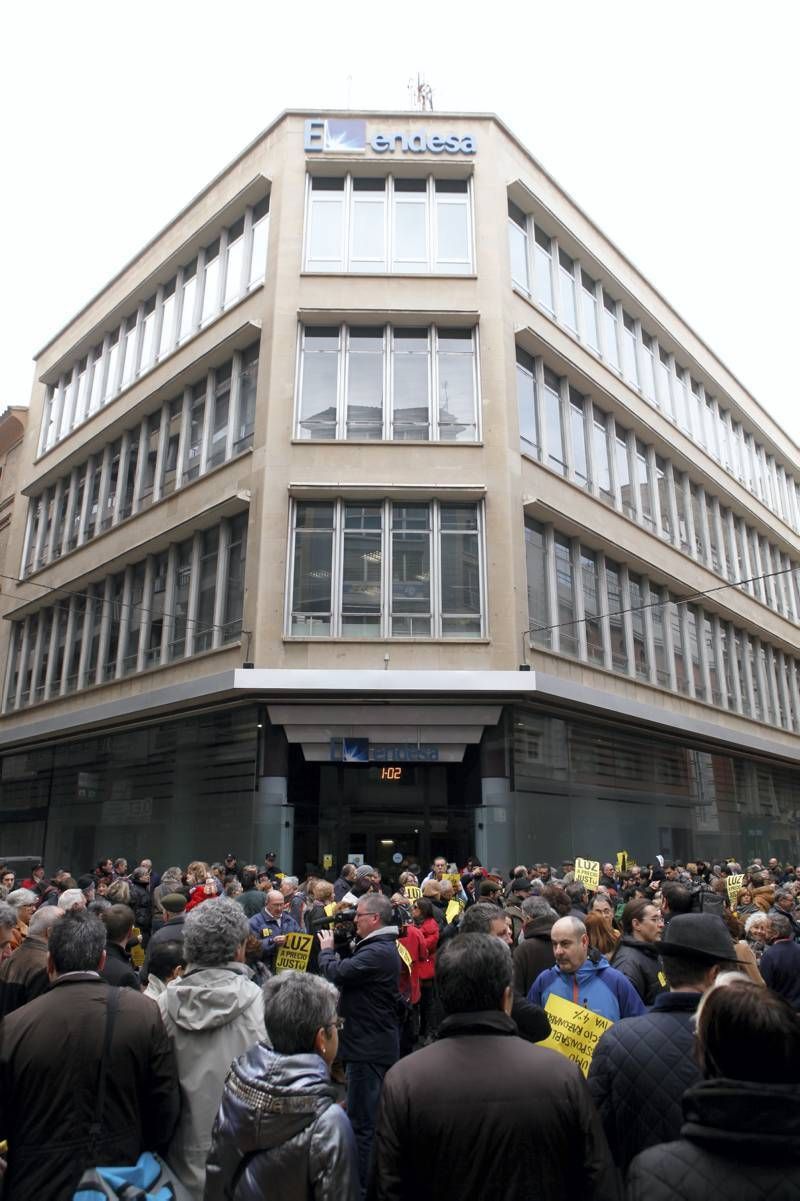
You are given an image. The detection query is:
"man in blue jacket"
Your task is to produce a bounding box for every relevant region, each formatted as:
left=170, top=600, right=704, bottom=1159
left=318, top=891, right=401, bottom=1196
left=247, top=889, right=300, bottom=964
left=528, top=915, right=645, bottom=1021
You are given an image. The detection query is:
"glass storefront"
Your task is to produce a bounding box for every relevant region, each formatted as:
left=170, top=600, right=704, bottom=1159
left=511, top=707, right=800, bottom=867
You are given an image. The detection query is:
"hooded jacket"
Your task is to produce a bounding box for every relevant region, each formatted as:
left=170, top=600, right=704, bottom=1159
left=528, top=955, right=646, bottom=1022
left=0, top=934, right=50, bottom=1018
left=610, top=936, right=666, bottom=1006
left=588, top=990, right=702, bottom=1173
left=319, top=927, right=401, bottom=1065
left=626, top=1079, right=800, bottom=1200
left=204, top=1045, right=359, bottom=1201
left=512, top=915, right=555, bottom=996
left=158, top=962, right=266, bottom=1200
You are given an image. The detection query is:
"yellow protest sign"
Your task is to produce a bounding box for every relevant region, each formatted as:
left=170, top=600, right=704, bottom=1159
left=397, top=942, right=413, bottom=971
left=445, top=899, right=461, bottom=924
left=539, top=993, right=613, bottom=1076
left=574, top=858, right=600, bottom=891
left=616, top=851, right=628, bottom=874
left=274, top=932, right=315, bottom=973
left=323, top=854, right=333, bottom=870
left=448, top=873, right=461, bottom=890
left=727, top=874, right=745, bottom=905
left=324, top=902, right=336, bottom=917
left=405, top=886, right=422, bottom=901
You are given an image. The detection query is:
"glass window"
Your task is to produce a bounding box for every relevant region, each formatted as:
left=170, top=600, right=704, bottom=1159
left=122, top=564, right=146, bottom=675
left=207, top=364, right=231, bottom=470
left=195, top=527, right=219, bottom=653
left=144, top=552, right=168, bottom=668
left=508, top=200, right=529, bottom=292
left=516, top=348, right=539, bottom=458
left=615, top=425, right=634, bottom=518
left=569, top=390, right=588, bottom=487
left=292, top=503, right=334, bottom=636
left=341, top=504, right=383, bottom=636
left=234, top=344, right=259, bottom=454
left=602, top=293, right=620, bottom=370
left=102, top=574, right=124, bottom=683
left=346, top=327, right=384, bottom=439
left=351, top=178, right=386, bottom=272
left=183, top=383, right=206, bottom=482
left=392, top=328, right=430, bottom=439
left=160, top=401, right=182, bottom=498
left=392, top=178, right=428, bottom=271
left=554, top=534, right=578, bottom=657
left=581, top=549, right=604, bottom=664
left=628, top=572, right=649, bottom=681
left=437, top=329, right=477, bottom=441
left=84, top=459, right=102, bottom=541
left=672, top=368, right=691, bottom=434
left=525, top=517, right=550, bottom=648
left=222, top=514, right=247, bottom=642
left=705, top=616, right=722, bottom=706
left=649, top=585, right=670, bottom=687
left=580, top=271, right=599, bottom=352
left=138, top=413, right=161, bottom=510
left=178, top=261, right=198, bottom=344
left=621, top=312, right=639, bottom=388
left=103, top=331, right=120, bottom=402
left=392, top=505, right=431, bottom=637
left=655, top=456, right=672, bottom=541
left=706, top=496, right=722, bottom=574
left=533, top=226, right=554, bottom=311
left=640, top=333, right=657, bottom=402
left=157, top=279, right=177, bottom=360
left=655, top=346, right=672, bottom=415
left=592, top=413, right=612, bottom=504
left=434, top=179, right=471, bottom=273
left=691, top=484, right=706, bottom=562
left=543, top=369, right=566, bottom=475
left=200, top=239, right=221, bottom=326
left=440, top=504, right=481, bottom=636
left=635, top=440, right=653, bottom=529
left=686, top=606, right=704, bottom=699
left=307, top=177, right=345, bottom=272
left=248, top=197, right=270, bottom=287
left=606, top=558, right=627, bottom=673
left=139, top=298, right=156, bottom=375
left=674, top=472, right=691, bottom=553
left=223, top=218, right=245, bottom=307
left=558, top=249, right=577, bottom=331
left=169, top=538, right=194, bottom=661
left=669, top=602, right=689, bottom=695
left=119, top=315, right=139, bottom=390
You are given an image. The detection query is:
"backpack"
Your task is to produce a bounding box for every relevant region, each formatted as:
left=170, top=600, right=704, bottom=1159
left=74, top=1152, right=191, bottom=1200
left=690, top=885, right=724, bottom=916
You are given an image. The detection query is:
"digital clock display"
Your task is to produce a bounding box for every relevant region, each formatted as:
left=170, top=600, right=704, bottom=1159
left=379, top=766, right=403, bottom=781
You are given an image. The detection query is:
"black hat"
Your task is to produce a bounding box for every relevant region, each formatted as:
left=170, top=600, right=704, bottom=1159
left=265, top=851, right=277, bottom=860
left=161, top=892, right=188, bottom=914
left=658, top=914, right=738, bottom=964
left=510, top=878, right=533, bottom=894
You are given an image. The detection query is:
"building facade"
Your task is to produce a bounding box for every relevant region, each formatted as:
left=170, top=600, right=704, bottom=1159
left=1, top=110, right=799, bottom=879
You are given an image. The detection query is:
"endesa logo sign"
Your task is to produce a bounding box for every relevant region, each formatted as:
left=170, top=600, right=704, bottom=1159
left=304, top=118, right=476, bottom=156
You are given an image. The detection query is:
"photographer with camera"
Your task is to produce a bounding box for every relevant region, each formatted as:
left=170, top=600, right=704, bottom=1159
left=318, top=892, right=401, bottom=1196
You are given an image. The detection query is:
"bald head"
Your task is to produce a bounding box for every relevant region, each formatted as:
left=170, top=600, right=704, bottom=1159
left=551, top=915, right=589, bottom=974
left=265, top=891, right=285, bottom=919
left=29, top=906, right=64, bottom=939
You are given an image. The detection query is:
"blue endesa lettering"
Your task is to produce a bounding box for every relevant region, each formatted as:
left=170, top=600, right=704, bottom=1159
left=371, top=131, right=476, bottom=155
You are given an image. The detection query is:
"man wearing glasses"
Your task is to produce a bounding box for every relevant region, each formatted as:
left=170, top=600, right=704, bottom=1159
left=318, top=893, right=401, bottom=1197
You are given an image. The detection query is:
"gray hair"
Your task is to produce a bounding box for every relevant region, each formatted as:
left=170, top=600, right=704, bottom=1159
left=29, top=906, right=64, bottom=938
left=58, top=888, right=86, bottom=911
left=521, top=897, right=558, bottom=920
left=263, top=971, right=339, bottom=1054
left=6, top=888, right=37, bottom=911
left=769, top=913, right=794, bottom=941
left=282, top=876, right=299, bottom=888
left=774, top=888, right=794, bottom=904
left=0, top=900, right=16, bottom=929
left=87, top=898, right=112, bottom=915
left=460, top=902, right=507, bottom=934
left=49, top=911, right=106, bottom=974
left=106, top=879, right=131, bottom=905
left=183, top=897, right=249, bottom=966
left=357, top=892, right=392, bottom=925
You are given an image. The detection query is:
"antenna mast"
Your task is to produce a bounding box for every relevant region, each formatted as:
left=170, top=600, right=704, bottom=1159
left=408, top=73, right=434, bottom=111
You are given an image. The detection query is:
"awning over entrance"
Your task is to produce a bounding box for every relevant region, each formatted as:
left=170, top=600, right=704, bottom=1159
left=267, top=702, right=503, bottom=762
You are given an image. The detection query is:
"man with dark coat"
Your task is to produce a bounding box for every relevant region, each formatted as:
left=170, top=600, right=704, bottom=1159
left=609, top=898, right=666, bottom=1005
left=0, top=906, right=63, bottom=1018
left=760, top=913, right=800, bottom=1007
left=318, top=892, right=401, bottom=1195
left=588, top=914, right=738, bottom=1176
left=334, top=862, right=358, bottom=902
left=0, top=910, right=179, bottom=1201
left=512, top=899, right=557, bottom=996
left=100, top=903, right=141, bottom=989
left=141, top=892, right=187, bottom=983
left=368, top=933, right=618, bottom=1201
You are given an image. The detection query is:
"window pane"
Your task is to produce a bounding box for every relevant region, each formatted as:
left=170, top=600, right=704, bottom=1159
left=592, top=415, right=612, bottom=503
left=622, top=313, right=639, bottom=387
left=581, top=549, right=604, bottom=664
left=183, top=385, right=206, bottom=482
left=157, top=282, right=176, bottom=360
left=437, top=330, right=476, bottom=441
left=393, top=195, right=427, bottom=268
left=533, top=227, right=554, bottom=310
left=606, top=560, right=627, bottom=673
left=201, top=242, right=221, bottom=326
left=554, top=535, right=577, bottom=656
left=169, top=541, right=193, bottom=660
left=525, top=518, right=550, bottom=648
left=249, top=197, right=269, bottom=286
left=235, top=345, right=259, bottom=453
left=224, top=230, right=245, bottom=307
left=671, top=603, right=690, bottom=695
left=392, top=505, right=431, bottom=635
left=616, top=426, right=634, bottom=518
left=628, top=572, right=649, bottom=681
left=178, top=263, right=197, bottom=343
left=544, top=370, right=565, bottom=474
left=292, top=504, right=334, bottom=635
left=636, top=440, right=653, bottom=529
left=195, top=528, right=219, bottom=652
left=222, top=514, right=247, bottom=642
left=207, top=364, right=231, bottom=470
left=581, top=274, right=599, bottom=352
left=655, top=456, right=672, bottom=541
left=351, top=187, right=386, bottom=270
left=650, top=586, right=670, bottom=687
left=569, top=393, right=588, bottom=487
left=517, top=350, right=539, bottom=458
left=508, top=217, right=529, bottom=291
left=435, top=195, right=470, bottom=266
left=342, top=504, right=382, bottom=635
left=602, top=294, right=620, bottom=370
left=558, top=250, right=577, bottom=330
left=347, top=328, right=383, bottom=438
left=440, top=520, right=481, bottom=628
left=299, top=330, right=339, bottom=439
left=392, top=329, right=430, bottom=438
left=308, top=192, right=344, bottom=270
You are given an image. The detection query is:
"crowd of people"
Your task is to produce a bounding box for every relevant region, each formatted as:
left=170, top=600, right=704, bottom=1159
left=0, top=848, right=799, bottom=1199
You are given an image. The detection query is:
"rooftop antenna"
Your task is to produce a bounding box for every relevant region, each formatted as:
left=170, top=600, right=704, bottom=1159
left=408, top=73, right=434, bottom=111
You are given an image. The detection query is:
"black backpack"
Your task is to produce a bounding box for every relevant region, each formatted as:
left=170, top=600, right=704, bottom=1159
left=690, top=885, right=724, bottom=916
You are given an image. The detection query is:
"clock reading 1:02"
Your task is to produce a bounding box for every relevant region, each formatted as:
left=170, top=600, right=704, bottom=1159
left=379, top=766, right=403, bottom=781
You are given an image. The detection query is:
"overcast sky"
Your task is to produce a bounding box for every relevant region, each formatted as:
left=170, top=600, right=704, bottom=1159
left=2, top=1, right=798, bottom=445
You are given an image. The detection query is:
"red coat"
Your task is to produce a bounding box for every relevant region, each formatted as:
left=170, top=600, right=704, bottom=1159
left=415, top=918, right=440, bottom=982
left=399, top=924, right=429, bottom=1003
